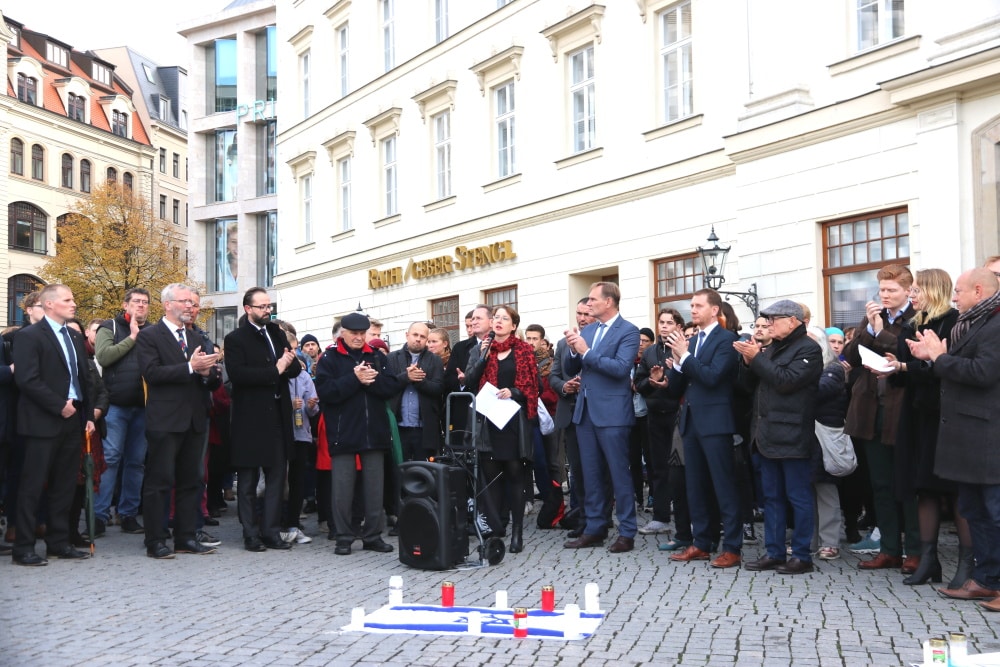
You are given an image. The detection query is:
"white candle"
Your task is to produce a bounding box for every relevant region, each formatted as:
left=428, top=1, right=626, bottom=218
left=467, top=611, right=481, bottom=635
left=389, top=576, right=403, bottom=606
left=350, top=607, right=365, bottom=630
left=563, top=604, right=581, bottom=639
left=584, top=583, right=600, bottom=612
left=495, top=590, right=508, bottom=609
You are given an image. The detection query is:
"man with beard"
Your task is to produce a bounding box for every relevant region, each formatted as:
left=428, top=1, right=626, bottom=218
left=386, top=322, right=444, bottom=462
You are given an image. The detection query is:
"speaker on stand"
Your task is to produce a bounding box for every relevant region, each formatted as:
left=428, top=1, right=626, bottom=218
left=398, top=461, right=469, bottom=570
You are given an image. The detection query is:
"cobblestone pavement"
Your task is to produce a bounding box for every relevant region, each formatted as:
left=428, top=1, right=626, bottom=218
left=1, top=510, right=998, bottom=667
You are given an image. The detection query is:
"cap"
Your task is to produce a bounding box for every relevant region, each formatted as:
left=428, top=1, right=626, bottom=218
left=824, top=327, right=844, bottom=338
left=760, top=299, right=805, bottom=320
left=368, top=337, right=388, bottom=351
left=299, top=333, right=319, bottom=347
left=340, top=312, right=371, bottom=332
left=639, top=327, right=655, bottom=341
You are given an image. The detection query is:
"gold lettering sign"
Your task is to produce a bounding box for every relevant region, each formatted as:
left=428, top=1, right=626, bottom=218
left=368, top=240, right=517, bottom=290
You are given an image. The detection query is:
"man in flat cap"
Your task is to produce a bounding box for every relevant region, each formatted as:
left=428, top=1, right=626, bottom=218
left=314, top=312, right=402, bottom=555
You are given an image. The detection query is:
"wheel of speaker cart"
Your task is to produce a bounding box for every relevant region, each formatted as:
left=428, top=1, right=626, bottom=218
left=398, top=462, right=469, bottom=570
left=481, top=536, right=505, bottom=566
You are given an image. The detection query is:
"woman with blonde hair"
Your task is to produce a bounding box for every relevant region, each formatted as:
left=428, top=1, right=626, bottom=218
left=427, top=328, right=451, bottom=368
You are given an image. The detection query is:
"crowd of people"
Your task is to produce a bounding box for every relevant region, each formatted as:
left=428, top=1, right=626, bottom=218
left=1, top=260, right=999, bottom=610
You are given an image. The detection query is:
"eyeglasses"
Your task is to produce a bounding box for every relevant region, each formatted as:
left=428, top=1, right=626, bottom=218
left=249, top=304, right=274, bottom=311
left=170, top=299, right=195, bottom=306
left=765, top=315, right=791, bottom=324
left=129, top=300, right=150, bottom=306
left=492, top=315, right=512, bottom=322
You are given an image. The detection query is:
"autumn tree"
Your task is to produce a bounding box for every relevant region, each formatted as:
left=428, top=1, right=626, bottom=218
left=40, top=181, right=195, bottom=323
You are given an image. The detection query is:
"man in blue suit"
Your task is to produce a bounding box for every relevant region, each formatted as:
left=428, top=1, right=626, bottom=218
left=562, top=282, right=641, bottom=553
left=666, top=288, right=743, bottom=568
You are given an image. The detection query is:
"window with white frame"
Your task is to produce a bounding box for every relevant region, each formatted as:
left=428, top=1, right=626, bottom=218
left=47, top=42, right=69, bottom=68
left=300, top=51, right=310, bottom=117
left=433, top=111, right=452, bottom=200
left=857, top=0, right=904, bottom=51
left=435, top=0, right=449, bottom=43
left=338, top=157, right=352, bottom=232
left=93, top=63, right=111, bottom=85
left=382, top=136, right=398, bottom=217
left=569, top=45, right=596, bottom=153
left=660, top=2, right=693, bottom=123
left=302, top=174, right=313, bottom=243
left=338, top=24, right=350, bottom=98
left=112, top=110, right=128, bottom=138
left=495, top=81, right=516, bottom=178
left=67, top=93, right=86, bottom=121
left=382, top=0, right=395, bottom=72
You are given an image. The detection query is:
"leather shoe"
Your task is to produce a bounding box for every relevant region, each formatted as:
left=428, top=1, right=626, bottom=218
left=711, top=552, right=742, bottom=569
left=70, top=534, right=92, bottom=548
left=244, top=537, right=266, bottom=552
left=775, top=557, right=814, bottom=574
left=146, top=542, right=175, bottom=559
left=566, top=525, right=585, bottom=539
left=901, top=555, right=919, bottom=575
left=938, top=579, right=1000, bottom=600
left=334, top=541, right=352, bottom=555
left=12, top=552, right=48, bottom=566
left=978, top=597, right=1000, bottom=612
left=261, top=538, right=292, bottom=550
left=362, top=539, right=394, bottom=553
left=608, top=536, right=634, bottom=553
left=47, top=546, right=89, bottom=560
left=0, top=543, right=12, bottom=556
left=202, top=516, right=220, bottom=527
left=858, top=553, right=903, bottom=570
left=175, top=540, right=217, bottom=555
left=564, top=533, right=605, bottom=549
left=745, top=556, right=785, bottom=571
left=120, top=516, right=144, bottom=534
left=670, top=545, right=711, bottom=562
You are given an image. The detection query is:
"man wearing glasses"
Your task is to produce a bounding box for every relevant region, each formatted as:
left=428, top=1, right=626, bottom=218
left=224, top=287, right=301, bottom=552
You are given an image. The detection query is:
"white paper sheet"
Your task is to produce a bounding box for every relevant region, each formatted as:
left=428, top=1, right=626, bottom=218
left=475, top=382, right=521, bottom=429
left=859, top=344, right=894, bottom=373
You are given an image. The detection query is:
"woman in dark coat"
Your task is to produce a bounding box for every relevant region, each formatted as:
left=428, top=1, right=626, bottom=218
left=888, top=268, right=970, bottom=586
left=465, top=305, right=538, bottom=554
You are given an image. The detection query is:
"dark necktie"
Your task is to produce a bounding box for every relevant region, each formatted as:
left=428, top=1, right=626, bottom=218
left=693, top=331, right=706, bottom=357
left=260, top=327, right=275, bottom=361
left=591, top=323, right=607, bottom=353
left=60, top=326, right=83, bottom=399
left=176, top=328, right=188, bottom=356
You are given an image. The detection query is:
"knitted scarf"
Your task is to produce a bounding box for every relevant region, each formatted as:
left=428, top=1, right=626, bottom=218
left=480, top=336, right=539, bottom=419
left=951, top=290, right=1000, bottom=345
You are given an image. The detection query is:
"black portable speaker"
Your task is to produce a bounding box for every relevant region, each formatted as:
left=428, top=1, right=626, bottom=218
left=398, top=461, right=469, bottom=570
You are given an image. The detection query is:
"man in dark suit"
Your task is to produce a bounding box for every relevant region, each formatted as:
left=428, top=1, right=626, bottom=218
left=666, top=288, right=742, bottom=568
left=11, top=284, right=94, bottom=565
left=909, top=268, right=1000, bottom=605
left=444, top=305, right=491, bottom=439
left=137, top=283, right=221, bottom=559
left=0, top=328, right=14, bottom=555
left=386, top=321, right=444, bottom=461
left=224, top=287, right=301, bottom=552
left=562, top=282, right=640, bottom=553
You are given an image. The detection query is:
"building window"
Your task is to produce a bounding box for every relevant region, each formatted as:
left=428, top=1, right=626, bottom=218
left=123, top=172, right=133, bottom=190
left=107, top=167, right=117, bottom=183
left=660, top=2, right=693, bottom=123
left=302, top=175, right=313, bottom=243
left=211, top=38, right=238, bottom=113
left=257, top=26, right=278, bottom=102
left=258, top=120, right=276, bottom=196
left=159, top=195, right=167, bottom=219
left=654, top=252, right=703, bottom=317
left=338, top=24, right=350, bottom=98
left=67, top=93, right=86, bottom=121
left=16, top=74, right=37, bottom=104
left=857, top=0, right=904, bottom=51
left=258, top=210, right=278, bottom=287
left=569, top=45, right=596, bottom=153
left=61, top=154, right=73, bottom=188
left=382, top=136, right=398, bottom=216
left=431, top=296, right=460, bottom=344
left=485, top=285, right=518, bottom=313
left=495, top=81, right=516, bottom=178
left=93, top=63, right=111, bottom=85
left=8, top=202, right=47, bottom=254
left=300, top=51, right=310, bottom=117
left=211, top=219, right=239, bottom=292
left=159, top=148, right=166, bottom=172
left=159, top=97, right=171, bottom=122
left=211, top=307, right=238, bottom=346
left=7, top=275, right=45, bottom=326
left=10, top=139, right=24, bottom=175
left=112, top=111, right=128, bottom=138
left=143, top=63, right=156, bottom=83
left=434, top=111, right=452, bottom=200
left=435, top=0, right=449, bottom=43
left=338, top=157, right=352, bottom=231
left=46, top=42, right=69, bottom=67
left=823, top=207, right=910, bottom=329
left=382, top=0, right=395, bottom=72
left=172, top=152, right=180, bottom=178
left=215, top=129, right=238, bottom=202
left=31, top=144, right=44, bottom=181
left=80, top=159, right=91, bottom=192
left=172, top=199, right=180, bottom=224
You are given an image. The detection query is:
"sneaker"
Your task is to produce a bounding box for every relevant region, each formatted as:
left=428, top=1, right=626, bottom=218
left=646, top=496, right=655, bottom=510
left=743, top=522, right=758, bottom=544
left=279, top=528, right=298, bottom=544
left=196, top=530, right=222, bottom=547
left=817, top=546, right=840, bottom=560
left=658, top=538, right=692, bottom=551
left=638, top=520, right=671, bottom=535
left=848, top=533, right=880, bottom=555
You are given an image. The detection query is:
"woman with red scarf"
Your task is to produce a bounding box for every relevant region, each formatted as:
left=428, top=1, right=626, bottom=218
left=465, top=305, right=539, bottom=553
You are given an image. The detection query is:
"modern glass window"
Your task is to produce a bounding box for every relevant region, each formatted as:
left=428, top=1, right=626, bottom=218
left=823, top=207, right=910, bottom=329
left=495, top=81, right=516, bottom=178
left=123, top=172, right=133, bottom=190
left=338, top=24, right=350, bottom=98
left=434, top=111, right=452, bottom=200
left=430, top=296, right=460, bottom=344
left=654, top=252, right=702, bottom=318
left=212, top=307, right=238, bottom=346
left=257, top=26, right=278, bottom=102
left=302, top=176, right=313, bottom=243
left=80, top=159, right=91, bottom=192
left=211, top=38, right=238, bottom=113
left=107, top=167, right=117, bottom=183
left=67, top=93, right=86, bottom=121
left=211, top=218, right=239, bottom=292
left=159, top=195, right=167, bottom=219
left=300, top=51, right=310, bottom=117
left=382, top=136, right=398, bottom=216
left=8, top=202, right=47, bottom=254
left=16, top=74, right=37, bottom=104
left=257, top=211, right=278, bottom=287
left=172, top=199, right=180, bottom=224
left=112, top=110, right=128, bottom=137
left=46, top=42, right=68, bottom=67
left=382, top=0, right=395, bottom=72
left=31, top=144, right=44, bottom=181
left=214, top=129, right=238, bottom=202
left=61, top=154, right=73, bottom=188
left=159, top=147, right=167, bottom=173
left=143, top=63, right=156, bottom=83
left=660, top=2, right=693, bottom=123
left=435, top=0, right=449, bottom=43
left=857, top=0, right=904, bottom=51
left=172, top=153, right=180, bottom=178
left=7, top=275, right=45, bottom=326
left=569, top=45, right=596, bottom=153
left=338, top=157, right=352, bottom=232
left=257, top=120, right=276, bottom=196
left=10, top=139, right=23, bottom=175
left=484, top=285, right=518, bottom=313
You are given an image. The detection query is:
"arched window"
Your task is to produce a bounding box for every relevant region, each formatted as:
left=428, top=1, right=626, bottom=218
left=123, top=172, right=133, bottom=190
left=16, top=73, right=37, bottom=104
left=10, top=138, right=23, bottom=175
left=61, top=153, right=73, bottom=188
left=67, top=93, right=86, bottom=121
left=107, top=167, right=117, bottom=183
left=6, top=274, right=45, bottom=326
left=8, top=202, right=47, bottom=254
left=80, top=159, right=91, bottom=193
left=112, top=110, right=128, bottom=137
left=31, top=144, right=44, bottom=180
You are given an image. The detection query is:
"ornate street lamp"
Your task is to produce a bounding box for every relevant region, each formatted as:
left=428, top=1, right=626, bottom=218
left=697, top=225, right=760, bottom=317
